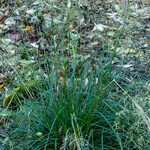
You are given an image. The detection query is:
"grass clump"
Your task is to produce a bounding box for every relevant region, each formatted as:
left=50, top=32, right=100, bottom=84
left=6, top=54, right=116, bottom=149
left=0, top=0, right=149, bottom=150
left=4, top=53, right=149, bottom=149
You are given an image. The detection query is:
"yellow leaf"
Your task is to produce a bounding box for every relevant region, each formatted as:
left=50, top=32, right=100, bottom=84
left=23, top=26, right=33, bottom=31
left=0, top=83, right=5, bottom=90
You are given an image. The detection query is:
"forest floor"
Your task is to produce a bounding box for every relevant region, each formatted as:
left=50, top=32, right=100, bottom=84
left=0, top=0, right=150, bottom=149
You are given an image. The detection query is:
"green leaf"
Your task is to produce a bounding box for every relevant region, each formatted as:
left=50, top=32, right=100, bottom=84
left=26, top=9, right=36, bottom=14
left=1, top=38, right=12, bottom=45
left=4, top=17, right=15, bottom=25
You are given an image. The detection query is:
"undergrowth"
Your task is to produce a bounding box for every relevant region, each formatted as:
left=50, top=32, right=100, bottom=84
left=0, top=0, right=149, bottom=150
left=4, top=50, right=149, bottom=149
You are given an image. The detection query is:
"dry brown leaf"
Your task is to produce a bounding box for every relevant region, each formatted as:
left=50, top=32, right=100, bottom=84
left=68, top=24, right=75, bottom=32
left=0, top=83, right=5, bottom=90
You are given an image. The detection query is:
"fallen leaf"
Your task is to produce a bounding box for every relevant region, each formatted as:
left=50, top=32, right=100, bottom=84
left=123, top=64, right=133, bottom=68
left=0, top=74, right=9, bottom=90
left=0, top=74, right=9, bottom=83
left=7, top=33, right=21, bottom=41
left=80, top=17, right=84, bottom=25
left=2, top=38, right=12, bottom=45
left=36, top=132, right=43, bottom=137
left=0, top=83, right=5, bottom=90
left=4, top=17, right=15, bottom=26
left=68, top=24, right=75, bottom=32
left=31, top=42, right=39, bottom=48
left=67, top=0, right=71, bottom=8
left=23, top=26, right=33, bottom=31
left=26, top=9, right=36, bottom=14
left=92, top=23, right=108, bottom=32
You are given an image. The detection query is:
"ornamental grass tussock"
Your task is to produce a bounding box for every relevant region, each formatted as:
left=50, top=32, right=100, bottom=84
left=0, top=0, right=149, bottom=149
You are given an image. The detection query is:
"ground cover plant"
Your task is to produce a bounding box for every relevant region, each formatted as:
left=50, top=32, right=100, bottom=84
left=0, top=0, right=150, bottom=149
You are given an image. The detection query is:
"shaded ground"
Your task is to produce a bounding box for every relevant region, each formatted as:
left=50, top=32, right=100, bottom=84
left=0, top=0, right=150, bottom=149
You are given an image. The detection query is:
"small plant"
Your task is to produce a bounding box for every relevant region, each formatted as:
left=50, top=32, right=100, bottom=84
left=0, top=0, right=149, bottom=150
